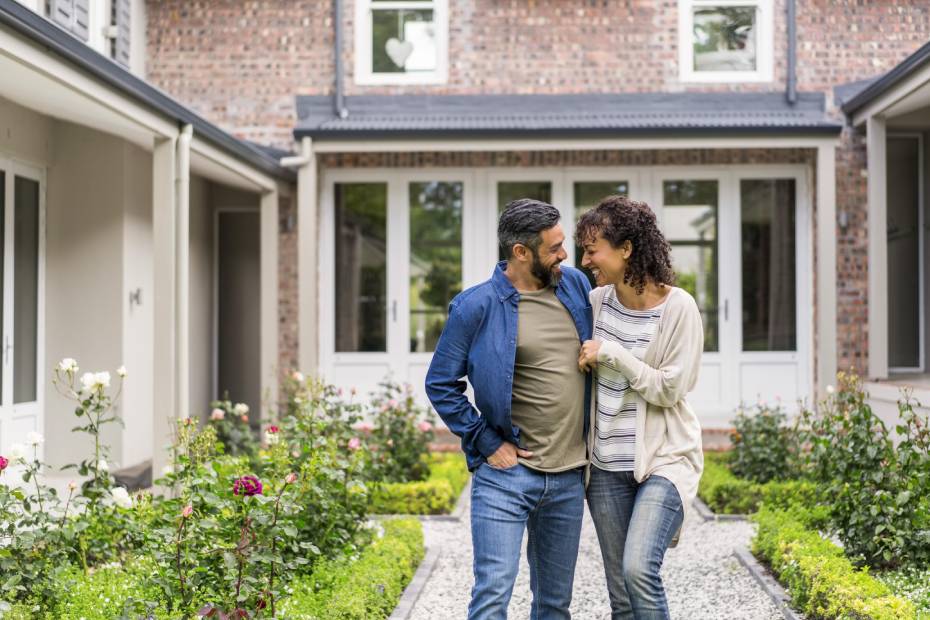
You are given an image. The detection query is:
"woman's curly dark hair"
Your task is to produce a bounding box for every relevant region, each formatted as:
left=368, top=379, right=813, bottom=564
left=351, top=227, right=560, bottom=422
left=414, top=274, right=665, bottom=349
left=574, top=195, right=676, bottom=294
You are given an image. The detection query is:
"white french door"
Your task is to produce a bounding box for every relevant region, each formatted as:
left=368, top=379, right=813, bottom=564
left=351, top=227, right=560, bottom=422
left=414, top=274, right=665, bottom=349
left=0, top=157, right=45, bottom=458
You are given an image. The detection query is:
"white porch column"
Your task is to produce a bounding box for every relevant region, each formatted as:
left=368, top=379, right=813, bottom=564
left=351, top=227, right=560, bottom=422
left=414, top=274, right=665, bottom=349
left=152, top=136, right=177, bottom=477
left=816, top=144, right=838, bottom=396
left=260, top=189, right=280, bottom=415
left=867, top=116, right=889, bottom=380
left=296, top=137, right=318, bottom=375
left=176, top=125, right=192, bottom=421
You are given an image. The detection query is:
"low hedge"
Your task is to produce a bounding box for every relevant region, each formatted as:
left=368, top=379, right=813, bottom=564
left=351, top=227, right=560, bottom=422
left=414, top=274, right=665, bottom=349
left=752, top=505, right=916, bottom=619
left=369, top=452, right=469, bottom=515
left=281, top=518, right=424, bottom=619
left=699, top=452, right=818, bottom=515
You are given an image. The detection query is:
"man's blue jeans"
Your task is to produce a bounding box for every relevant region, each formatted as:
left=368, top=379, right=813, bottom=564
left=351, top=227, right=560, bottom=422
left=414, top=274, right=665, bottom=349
left=468, top=463, right=585, bottom=620
left=586, top=468, right=684, bottom=620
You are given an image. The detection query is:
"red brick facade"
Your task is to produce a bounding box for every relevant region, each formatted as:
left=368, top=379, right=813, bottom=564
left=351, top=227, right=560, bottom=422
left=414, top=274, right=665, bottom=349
left=143, top=0, right=930, bottom=378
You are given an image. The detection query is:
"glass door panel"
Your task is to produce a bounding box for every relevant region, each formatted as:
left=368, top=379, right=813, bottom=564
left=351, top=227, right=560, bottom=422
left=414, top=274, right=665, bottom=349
left=662, top=180, right=719, bottom=352
left=740, top=179, right=797, bottom=352
left=409, top=181, right=463, bottom=353
left=496, top=181, right=552, bottom=261
left=334, top=183, right=388, bottom=353
left=13, top=177, right=38, bottom=404
left=572, top=181, right=629, bottom=285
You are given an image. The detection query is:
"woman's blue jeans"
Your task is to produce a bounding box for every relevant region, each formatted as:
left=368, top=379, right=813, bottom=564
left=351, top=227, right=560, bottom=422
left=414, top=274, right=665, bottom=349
left=468, top=463, right=585, bottom=620
left=586, top=468, right=684, bottom=620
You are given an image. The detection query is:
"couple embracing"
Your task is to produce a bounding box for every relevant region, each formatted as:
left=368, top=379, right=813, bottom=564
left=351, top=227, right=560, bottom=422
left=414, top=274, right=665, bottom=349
left=425, top=196, right=704, bottom=620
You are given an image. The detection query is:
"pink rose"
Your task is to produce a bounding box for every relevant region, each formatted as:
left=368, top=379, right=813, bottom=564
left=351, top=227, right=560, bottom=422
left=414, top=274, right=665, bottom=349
left=210, top=408, right=225, bottom=421
left=241, top=414, right=250, bottom=423
left=387, top=399, right=398, bottom=409
left=285, top=472, right=298, bottom=485
left=0, top=456, right=7, bottom=472
left=356, top=422, right=374, bottom=433
left=348, top=437, right=361, bottom=451
left=266, top=425, right=279, bottom=434
left=233, top=475, right=263, bottom=496
left=418, top=421, right=433, bottom=433
left=181, top=504, right=193, bottom=518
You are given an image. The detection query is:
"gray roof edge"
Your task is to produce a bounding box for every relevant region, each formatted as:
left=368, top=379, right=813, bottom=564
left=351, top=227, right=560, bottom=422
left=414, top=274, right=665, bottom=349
left=0, top=0, right=294, bottom=183
left=842, top=40, right=930, bottom=117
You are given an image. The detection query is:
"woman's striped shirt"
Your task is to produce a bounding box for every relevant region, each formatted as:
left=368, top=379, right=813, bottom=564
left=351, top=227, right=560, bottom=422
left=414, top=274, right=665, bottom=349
left=592, top=287, right=666, bottom=472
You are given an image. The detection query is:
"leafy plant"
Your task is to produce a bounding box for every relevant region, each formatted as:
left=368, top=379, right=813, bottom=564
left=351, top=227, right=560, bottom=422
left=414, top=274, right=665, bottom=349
left=367, top=380, right=436, bottom=483
left=729, top=402, right=802, bottom=483
left=207, top=398, right=258, bottom=457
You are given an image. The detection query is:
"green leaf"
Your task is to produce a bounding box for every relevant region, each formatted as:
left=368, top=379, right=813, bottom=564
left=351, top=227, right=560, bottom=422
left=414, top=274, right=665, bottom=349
left=896, top=490, right=912, bottom=506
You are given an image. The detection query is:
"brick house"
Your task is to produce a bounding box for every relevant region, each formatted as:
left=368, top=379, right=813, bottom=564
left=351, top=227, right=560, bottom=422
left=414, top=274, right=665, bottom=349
left=2, top=0, right=929, bottom=473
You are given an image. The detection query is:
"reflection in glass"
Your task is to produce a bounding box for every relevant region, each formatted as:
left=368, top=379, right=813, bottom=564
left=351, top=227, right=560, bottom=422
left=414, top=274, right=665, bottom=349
left=887, top=138, right=921, bottom=368
left=372, top=7, right=436, bottom=74
left=573, top=181, right=629, bottom=287
left=14, top=177, right=38, bottom=403
left=741, top=179, right=796, bottom=351
left=0, top=171, right=4, bottom=399
left=663, top=180, right=718, bottom=352
left=693, top=6, right=757, bottom=72
left=497, top=182, right=552, bottom=261
left=335, top=183, right=387, bottom=352
left=410, top=182, right=462, bottom=353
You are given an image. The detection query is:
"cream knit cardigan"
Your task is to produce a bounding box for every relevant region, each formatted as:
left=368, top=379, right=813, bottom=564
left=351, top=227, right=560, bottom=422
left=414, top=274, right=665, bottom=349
left=586, top=285, right=704, bottom=545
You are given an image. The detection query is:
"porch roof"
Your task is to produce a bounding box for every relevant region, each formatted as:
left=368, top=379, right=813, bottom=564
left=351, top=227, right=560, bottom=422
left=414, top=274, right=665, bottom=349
left=0, top=0, right=294, bottom=183
left=294, top=92, right=843, bottom=140
left=841, top=39, right=930, bottom=119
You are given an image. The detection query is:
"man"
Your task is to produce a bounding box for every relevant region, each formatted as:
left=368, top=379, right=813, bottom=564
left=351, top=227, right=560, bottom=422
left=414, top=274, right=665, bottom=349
left=426, top=198, right=593, bottom=620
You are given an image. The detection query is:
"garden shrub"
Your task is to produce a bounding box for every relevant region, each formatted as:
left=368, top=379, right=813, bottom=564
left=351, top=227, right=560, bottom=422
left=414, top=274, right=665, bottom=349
left=281, top=518, right=424, bottom=620
left=801, top=372, right=930, bottom=569
left=369, top=453, right=469, bottom=515
left=367, top=380, right=437, bottom=483
left=730, top=403, right=803, bottom=483
left=752, top=505, right=916, bottom=619
left=206, top=397, right=258, bottom=457
left=698, top=451, right=817, bottom=515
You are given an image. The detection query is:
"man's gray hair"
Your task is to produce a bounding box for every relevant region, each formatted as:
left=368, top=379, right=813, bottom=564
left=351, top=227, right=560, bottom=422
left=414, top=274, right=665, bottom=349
left=497, top=198, right=561, bottom=259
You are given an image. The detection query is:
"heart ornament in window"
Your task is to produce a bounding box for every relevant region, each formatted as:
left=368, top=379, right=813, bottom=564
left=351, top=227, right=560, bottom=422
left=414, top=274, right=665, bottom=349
left=385, top=38, right=414, bottom=68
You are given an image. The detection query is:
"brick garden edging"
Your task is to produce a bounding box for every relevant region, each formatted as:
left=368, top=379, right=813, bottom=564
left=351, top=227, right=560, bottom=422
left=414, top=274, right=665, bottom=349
left=734, top=547, right=802, bottom=620
left=692, top=496, right=749, bottom=522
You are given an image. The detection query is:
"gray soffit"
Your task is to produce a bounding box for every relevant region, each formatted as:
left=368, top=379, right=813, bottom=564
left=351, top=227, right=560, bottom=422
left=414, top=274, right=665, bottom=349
left=842, top=39, right=930, bottom=117
left=0, top=0, right=294, bottom=183
left=294, top=92, right=843, bottom=140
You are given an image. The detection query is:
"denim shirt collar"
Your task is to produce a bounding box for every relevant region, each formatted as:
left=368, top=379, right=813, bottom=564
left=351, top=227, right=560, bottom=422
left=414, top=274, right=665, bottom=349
left=491, top=260, right=566, bottom=302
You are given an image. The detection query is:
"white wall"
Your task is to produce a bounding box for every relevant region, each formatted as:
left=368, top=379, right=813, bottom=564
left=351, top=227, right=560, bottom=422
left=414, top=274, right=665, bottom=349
left=189, top=175, right=213, bottom=421
left=0, top=96, right=51, bottom=166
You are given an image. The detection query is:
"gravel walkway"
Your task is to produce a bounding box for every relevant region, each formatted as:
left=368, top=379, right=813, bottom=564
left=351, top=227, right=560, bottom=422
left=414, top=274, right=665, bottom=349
left=409, top=491, right=790, bottom=619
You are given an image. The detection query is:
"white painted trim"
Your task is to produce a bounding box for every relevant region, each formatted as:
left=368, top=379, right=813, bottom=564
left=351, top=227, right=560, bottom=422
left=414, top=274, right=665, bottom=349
left=297, top=138, right=319, bottom=376
left=851, top=61, right=930, bottom=127
left=678, top=0, right=775, bottom=84
left=353, top=0, right=449, bottom=86
left=867, top=118, right=888, bottom=380
left=311, top=136, right=839, bottom=154
left=816, top=144, right=838, bottom=394
left=189, top=137, right=278, bottom=193
left=175, top=125, right=191, bottom=420
left=0, top=27, right=177, bottom=139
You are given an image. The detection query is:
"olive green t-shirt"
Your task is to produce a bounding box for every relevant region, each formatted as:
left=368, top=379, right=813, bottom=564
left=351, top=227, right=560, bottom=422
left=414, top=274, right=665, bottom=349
left=510, top=286, right=588, bottom=472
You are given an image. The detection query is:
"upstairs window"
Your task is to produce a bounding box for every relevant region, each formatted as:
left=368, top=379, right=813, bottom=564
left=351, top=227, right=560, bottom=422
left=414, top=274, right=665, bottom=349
left=355, top=0, right=448, bottom=85
left=679, top=0, right=773, bottom=83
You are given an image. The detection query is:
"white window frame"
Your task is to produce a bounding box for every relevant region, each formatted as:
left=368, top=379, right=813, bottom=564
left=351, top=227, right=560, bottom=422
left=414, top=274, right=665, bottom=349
left=678, top=0, right=774, bottom=83
left=354, top=0, right=449, bottom=86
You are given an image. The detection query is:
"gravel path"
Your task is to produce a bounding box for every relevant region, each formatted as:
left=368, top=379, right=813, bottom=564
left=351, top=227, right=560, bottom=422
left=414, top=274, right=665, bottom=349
left=409, top=490, right=790, bottom=619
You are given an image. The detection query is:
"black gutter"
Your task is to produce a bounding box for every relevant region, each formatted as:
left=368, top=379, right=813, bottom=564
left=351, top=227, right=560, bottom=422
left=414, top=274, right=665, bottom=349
left=333, top=0, right=347, bottom=118
left=294, top=124, right=844, bottom=141
left=786, top=0, right=797, bottom=104
left=843, top=38, right=930, bottom=117
left=0, top=0, right=294, bottom=183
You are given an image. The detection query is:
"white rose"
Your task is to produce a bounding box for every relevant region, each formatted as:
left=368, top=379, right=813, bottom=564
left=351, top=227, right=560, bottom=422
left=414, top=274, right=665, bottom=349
left=116, top=365, right=127, bottom=378
left=161, top=464, right=174, bottom=476
left=110, top=487, right=133, bottom=509
left=291, top=371, right=304, bottom=382
left=80, top=372, right=96, bottom=392
left=97, top=459, right=109, bottom=472
left=826, top=384, right=835, bottom=395
left=9, top=443, right=28, bottom=463
left=58, top=358, right=79, bottom=373
left=27, top=432, right=44, bottom=446
left=95, top=372, right=111, bottom=389
left=210, top=408, right=225, bottom=421
left=264, top=431, right=280, bottom=446
left=233, top=403, right=249, bottom=416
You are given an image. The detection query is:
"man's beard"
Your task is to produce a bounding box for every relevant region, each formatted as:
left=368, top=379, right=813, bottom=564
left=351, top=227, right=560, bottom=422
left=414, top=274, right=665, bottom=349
left=531, top=250, right=561, bottom=288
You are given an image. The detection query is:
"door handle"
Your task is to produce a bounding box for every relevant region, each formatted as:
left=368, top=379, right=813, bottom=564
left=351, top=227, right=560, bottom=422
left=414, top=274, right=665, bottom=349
left=723, top=299, right=729, bottom=322
left=391, top=300, right=397, bottom=323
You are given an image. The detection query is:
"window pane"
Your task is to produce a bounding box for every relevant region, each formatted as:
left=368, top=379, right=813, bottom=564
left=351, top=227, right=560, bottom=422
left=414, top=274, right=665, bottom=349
left=693, top=6, right=757, bottom=72
left=573, top=181, right=629, bottom=286
left=372, top=8, right=436, bottom=73
left=410, top=182, right=462, bottom=353
left=497, top=182, right=552, bottom=261
left=741, top=179, right=797, bottom=352
left=663, top=180, right=718, bottom=352
left=335, top=183, right=387, bottom=352
left=14, top=176, right=38, bottom=404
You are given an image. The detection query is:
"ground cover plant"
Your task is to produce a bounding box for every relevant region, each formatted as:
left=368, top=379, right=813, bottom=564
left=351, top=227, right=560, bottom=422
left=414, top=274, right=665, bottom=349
left=0, top=363, right=437, bottom=618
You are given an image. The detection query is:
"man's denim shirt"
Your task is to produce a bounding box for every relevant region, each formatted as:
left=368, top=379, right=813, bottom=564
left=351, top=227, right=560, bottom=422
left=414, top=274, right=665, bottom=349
left=425, top=261, right=593, bottom=471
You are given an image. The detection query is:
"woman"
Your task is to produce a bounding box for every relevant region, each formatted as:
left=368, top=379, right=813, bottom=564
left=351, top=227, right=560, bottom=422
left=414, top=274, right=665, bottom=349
left=575, top=195, right=704, bottom=620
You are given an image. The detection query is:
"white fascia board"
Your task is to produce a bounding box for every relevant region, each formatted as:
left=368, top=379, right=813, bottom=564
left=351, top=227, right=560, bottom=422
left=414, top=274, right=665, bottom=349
left=0, top=26, right=177, bottom=140
left=851, top=61, right=930, bottom=127
left=189, top=135, right=278, bottom=193
left=310, top=135, right=840, bottom=154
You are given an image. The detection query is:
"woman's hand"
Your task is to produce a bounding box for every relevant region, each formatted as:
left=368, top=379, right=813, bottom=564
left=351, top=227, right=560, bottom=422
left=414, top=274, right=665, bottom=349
left=578, top=339, right=601, bottom=372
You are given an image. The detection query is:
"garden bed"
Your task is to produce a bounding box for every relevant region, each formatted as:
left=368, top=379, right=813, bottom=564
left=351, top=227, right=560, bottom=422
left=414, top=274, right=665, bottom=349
left=369, top=452, right=469, bottom=516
